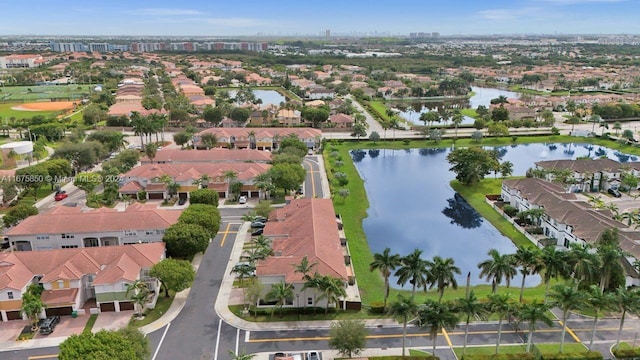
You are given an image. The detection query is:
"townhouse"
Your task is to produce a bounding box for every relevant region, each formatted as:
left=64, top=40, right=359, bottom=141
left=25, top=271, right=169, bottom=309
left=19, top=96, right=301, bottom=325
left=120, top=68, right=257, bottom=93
left=534, top=158, right=624, bottom=193
left=328, top=113, right=355, bottom=129
left=0, top=243, right=165, bottom=321
left=119, top=162, right=271, bottom=200
left=255, top=199, right=361, bottom=310
left=4, top=204, right=181, bottom=252
left=140, top=148, right=272, bottom=164
left=194, top=128, right=322, bottom=150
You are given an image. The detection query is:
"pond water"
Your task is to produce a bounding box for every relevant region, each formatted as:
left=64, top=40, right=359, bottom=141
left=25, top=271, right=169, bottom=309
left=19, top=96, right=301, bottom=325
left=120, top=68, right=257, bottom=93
left=395, top=86, right=521, bottom=126
left=228, top=89, right=286, bottom=106
left=352, top=143, right=636, bottom=289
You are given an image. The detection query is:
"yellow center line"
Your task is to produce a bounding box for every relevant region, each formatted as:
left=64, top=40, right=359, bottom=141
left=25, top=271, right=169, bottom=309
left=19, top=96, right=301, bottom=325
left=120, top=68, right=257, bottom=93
left=442, top=328, right=453, bottom=348
left=28, top=355, right=58, bottom=360
left=558, top=320, right=582, bottom=343
left=219, top=223, right=233, bottom=247
left=302, top=159, right=317, bottom=198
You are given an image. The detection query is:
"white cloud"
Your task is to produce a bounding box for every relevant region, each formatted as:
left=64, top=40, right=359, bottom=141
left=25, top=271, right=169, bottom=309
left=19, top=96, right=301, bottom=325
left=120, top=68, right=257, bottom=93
left=136, top=8, right=204, bottom=16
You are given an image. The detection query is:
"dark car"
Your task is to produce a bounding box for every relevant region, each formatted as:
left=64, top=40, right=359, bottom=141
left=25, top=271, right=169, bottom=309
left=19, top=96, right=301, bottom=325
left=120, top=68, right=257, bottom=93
left=39, top=315, right=60, bottom=335
left=251, top=228, right=264, bottom=236
left=253, top=216, right=267, bottom=223
left=178, top=198, right=187, bottom=206
left=250, top=221, right=266, bottom=229
left=608, top=188, right=622, bottom=198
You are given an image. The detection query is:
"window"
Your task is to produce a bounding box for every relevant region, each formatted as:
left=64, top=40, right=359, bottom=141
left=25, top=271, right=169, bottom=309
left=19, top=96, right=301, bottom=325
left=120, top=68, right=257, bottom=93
left=8, top=291, right=14, bottom=300
left=61, top=245, right=79, bottom=249
left=61, top=234, right=75, bottom=239
left=36, top=235, right=50, bottom=240
left=145, top=230, right=153, bottom=235
left=122, top=283, right=129, bottom=291
left=124, top=230, right=137, bottom=237
left=307, top=297, right=313, bottom=305
left=58, top=280, right=64, bottom=289
left=156, top=230, right=164, bottom=235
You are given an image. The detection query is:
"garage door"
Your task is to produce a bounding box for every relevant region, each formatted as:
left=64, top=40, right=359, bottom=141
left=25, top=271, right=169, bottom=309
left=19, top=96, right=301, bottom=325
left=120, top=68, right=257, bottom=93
left=119, top=302, right=135, bottom=311
left=100, top=302, right=115, bottom=312
left=46, top=307, right=73, bottom=317
left=148, top=193, right=164, bottom=200
left=6, top=310, right=22, bottom=320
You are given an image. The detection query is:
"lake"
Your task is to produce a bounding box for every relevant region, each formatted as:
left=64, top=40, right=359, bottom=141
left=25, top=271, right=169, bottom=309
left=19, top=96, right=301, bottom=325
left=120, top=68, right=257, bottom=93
left=395, top=86, right=521, bottom=126
left=352, top=143, right=635, bottom=289
left=228, top=89, right=286, bottom=106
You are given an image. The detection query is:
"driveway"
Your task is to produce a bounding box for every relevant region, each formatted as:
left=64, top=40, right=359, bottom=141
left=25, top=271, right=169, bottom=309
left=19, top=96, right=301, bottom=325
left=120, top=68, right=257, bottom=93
left=0, top=320, right=30, bottom=342
left=32, top=315, right=86, bottom=339
left=92, top=311, right=133, bottom=332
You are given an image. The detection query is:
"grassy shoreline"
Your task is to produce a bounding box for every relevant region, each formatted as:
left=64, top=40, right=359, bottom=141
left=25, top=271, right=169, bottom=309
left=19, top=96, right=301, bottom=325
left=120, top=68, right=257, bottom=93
left=326, top=134, right=640, bottom=306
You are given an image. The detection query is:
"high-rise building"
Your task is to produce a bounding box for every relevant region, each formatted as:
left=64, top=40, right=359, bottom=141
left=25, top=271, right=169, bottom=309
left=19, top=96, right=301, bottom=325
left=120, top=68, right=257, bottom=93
left=326, top=29, right=331, bottom=39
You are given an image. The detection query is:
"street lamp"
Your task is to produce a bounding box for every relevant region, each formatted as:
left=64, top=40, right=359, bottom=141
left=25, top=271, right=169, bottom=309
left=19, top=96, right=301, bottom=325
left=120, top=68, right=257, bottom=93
left=296, top=293, right=300, bottom=320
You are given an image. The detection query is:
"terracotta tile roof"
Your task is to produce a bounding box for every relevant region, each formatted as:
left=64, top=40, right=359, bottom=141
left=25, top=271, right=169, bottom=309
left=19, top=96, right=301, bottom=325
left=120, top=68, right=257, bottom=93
left=120, top=181, right=143, bottom=192
left=41, top=288, right=78, bottom=306
left=5, top=207, right=182, bottom=236
left=141, top=149, right=272, bottom=164
left=121, top=163, right=271, bottom=182
left=535, top=158, right=622, bottom=174
left=329, top=113, right=354, bottom=124
left=0, top=243, right=165, bottom=292
left=256, top=199, right=348, bottom=282
left=196, top=127, right=321, bottom=141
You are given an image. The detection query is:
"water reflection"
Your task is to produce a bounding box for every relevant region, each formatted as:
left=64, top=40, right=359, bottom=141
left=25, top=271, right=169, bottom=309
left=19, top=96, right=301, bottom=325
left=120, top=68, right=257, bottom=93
left=368, top=149, right=380, bottom=159
left=351, top=143, right=635, bottom=288
left=442, top=193, right=483, bottom=229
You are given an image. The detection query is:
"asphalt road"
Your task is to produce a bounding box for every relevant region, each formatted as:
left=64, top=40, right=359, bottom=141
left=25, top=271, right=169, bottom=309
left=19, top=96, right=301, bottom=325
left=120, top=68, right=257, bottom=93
left=302, top=155, right=324, bottom=199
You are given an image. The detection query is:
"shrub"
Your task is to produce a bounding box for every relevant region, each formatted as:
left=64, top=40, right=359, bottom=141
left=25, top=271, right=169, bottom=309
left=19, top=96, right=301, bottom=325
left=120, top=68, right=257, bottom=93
left=551, top=127, right=560, bottom=135
left=539, top=351, right=602, bottom=360
left=502, top=205, right=518, bottom=217
left=137, top=190, right=147, bottom=200
left=369, top=301, right=385, bottom=314
left=612, top=347, right=640, bottom=359
left=462, top=353, right=535, bottom=360
left=402, top=139, right=410, bottom=145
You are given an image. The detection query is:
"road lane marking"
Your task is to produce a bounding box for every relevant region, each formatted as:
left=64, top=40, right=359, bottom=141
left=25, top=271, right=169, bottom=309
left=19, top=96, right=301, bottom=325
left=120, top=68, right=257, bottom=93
left=220, top=223, right=233, bottom=247
left=214, top=319, right=222, bottom=360
left=151, top=322, right=171, bottom=360
left=303, top=159, right=318, bottom=198
left=442, top=328, right=453, bottom=347
left=245, top=330, right=251, bottom=342
left=27, top=355, right=58, bottom=360
left=557, top=320, right=582, bottom=343
left=236, top=327, right=240, bottom=355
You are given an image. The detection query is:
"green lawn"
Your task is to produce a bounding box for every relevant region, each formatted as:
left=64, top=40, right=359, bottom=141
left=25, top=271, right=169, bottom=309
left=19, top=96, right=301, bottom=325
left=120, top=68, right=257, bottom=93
left=453, top=344, right=528, bottom=357
left=129, top=295, right=174, bottom=328
left=533, top=343, right=588, bottom=354
left=0, top=84, right=92, bottom=102
left=461, top=108, right=478, bottom=118
left=83, top=314, right=98, bottom=333
left=368, top=100, right=392, bottom=121
left=229, top=304, right=387, bottom=321
left=0, top=102, right=59, bottom=120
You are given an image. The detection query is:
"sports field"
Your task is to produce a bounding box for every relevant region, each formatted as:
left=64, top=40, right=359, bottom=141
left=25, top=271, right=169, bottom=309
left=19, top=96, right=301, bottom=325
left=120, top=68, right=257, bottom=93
left=0, top=102, right=61, bottom=120
left=0, top=84, right=92, bottom=102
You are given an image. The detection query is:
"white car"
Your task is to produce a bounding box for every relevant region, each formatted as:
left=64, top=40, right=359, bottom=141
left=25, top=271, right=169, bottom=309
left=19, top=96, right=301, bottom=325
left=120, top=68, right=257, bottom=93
left=238, top=195, right=247, bottom=204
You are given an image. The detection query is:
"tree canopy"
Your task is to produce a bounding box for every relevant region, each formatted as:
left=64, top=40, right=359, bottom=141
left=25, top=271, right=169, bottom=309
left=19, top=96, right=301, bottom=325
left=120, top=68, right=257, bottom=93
left=163, top=223, right=211, bottom=259
left=447, top=147, right=499, bottom=185
left=150, top=258, right=196, bottom=297
left=58, top=328, right=150, bottom=360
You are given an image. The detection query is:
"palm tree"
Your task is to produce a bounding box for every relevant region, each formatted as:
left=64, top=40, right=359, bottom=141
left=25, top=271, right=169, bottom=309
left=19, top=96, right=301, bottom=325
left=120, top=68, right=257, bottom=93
left=548, top=282, right=584, bottom=352
left=387, top=295, right=419, bottom=357
left=427, top=256, right=461, bottom=302
left=477, top=249, right=517, bottom=294
left=584, top=285, right=614, bottom=351
left=195, top=174, right=211, bottom=189
left=518, top=301, right=553, bottom=353
left=456, top=291, right=488, bottom=356
left=144, top=143, right=158, bottom=164
left=294, top=256, right=318, bottom=314
left=514, top=247, right=543, bottom=303
left=395, top=249, right=429, bottom=298
left=614, top=287, right=640, bottom=349
left=540, top=246, right=569, bottom=302
left=567, top=243, right=601, bottom=286
left=223, top=170, right=238, bottom=200
left=451, top=110, right=463, bottom=140
left=254, top=172, right=273, bottom=199
left=228, top=350, right=255, bottom=360
left=200, top=133, right=218, bottom=149
left=317, top=275, right=346, bottom=314
left=125, top=280, right=153, bottom=318
left=417, top=299, right=459, bottom=356
left=265, top=281, right=294, bottom=318
left=370, top=248, right=402, bottom=309
left=232, top=263, right=256, bottom=287
left=131, top=111, right=147, bottom=149
left=596, top=229, right=625, bottom=292
left=488, top=293, right=515, bottom=354
left=302, top=273, right=323, bottom=315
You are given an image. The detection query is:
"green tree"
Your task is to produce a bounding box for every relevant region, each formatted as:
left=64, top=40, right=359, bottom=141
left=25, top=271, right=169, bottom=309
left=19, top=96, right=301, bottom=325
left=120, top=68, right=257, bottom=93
left=178, top=204, right=221, bottom=236
left=245, top=277, right=264, bottom=320
left=163, top=223, right=210, bottom=259
left=173, top=131, right=191, bottom=149
left=144, top=143, right=158, bottom=163
left=491, top=107, right=510, bottom=121
left=387, top=295, right=418, bottom=357
left=614, top=287, right=640, bottom=349
left=567, top=243, right=601, bottom=287
left=188, top=189, right=219, bottom=206
left=294, top=256, right=317, bottom=314
left=15, top=164, right=48, bottom=199
left=585, top=285, right=614, bottom=351
left=203, top=105, right=223, bottom=126
left=337, top=188, right=350, bottom=202
left=317, top=275, right=347, bottom=315
left=456, top=291, right=488, bottom=356
left=540, top=246, right=569, bottom=302
left=59, top=328, right=150, bottom=360
left=369, top=131, right=380, bottom=144
left=328, top=319, right=368, bottom=359
left=268, top=163, right=306, bottom=195
left=417, top=299, right=458, bottom=356
left=428, top=256, right=461, bottom=302
left=477, top=249, right=517, bottom=293
left=125, top=280, right=153, bottom=317
left=395, top=249, right=429, bottom=298
left=301, top=107, right=330, bottom=128
left=518, top=301, right=553, bottom=353
left=87, top=130, right=127, bottom=153
left=0, top=180, right=18, bottom=206
left=254, top=200, right=274, bottom=218
left=488, top=293, right=515, bottom=354
left=548, top=282, right=584, bottom=352
left=150, top=258, right=195, bottom=298
left=228, top=350, right=255, bottom=360
left=265, top=281, right=294, bottom=318
left=596, top=228, right=625, bottom=292
left=514, top=247, right=543, bottom=303
left=21, top=285, right=45, bottom=331
left=200, top=133, right=218, bottom=149
left=447, top=147, right=498, bottom=185
left=3, top=204, right=38, bottom=228
left=74, top=172, right=102, bottom=194
left=369, top=248, right=402, bottom=310
left=230, top=107, right=251, bottom=125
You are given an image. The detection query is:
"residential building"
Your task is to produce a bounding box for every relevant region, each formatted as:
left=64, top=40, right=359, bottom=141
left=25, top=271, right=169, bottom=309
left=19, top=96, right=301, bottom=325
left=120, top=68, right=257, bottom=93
left=0, top=243, right=165, bottom=321
left=276, top=109, right=302, bottom=126
left=140, top=149, right=272, bottom=164
left=534, top=158, right=623, bottom=193
left=307, top=88, right=336, bottom=100
left=328, top=113, right=355, bottom=129
left=5, top=205, right=181, bottom=252
left=255, top=199, right=361, bottom=310
left=119, top=162, right=271, bottom=200
left=0, top=54, right=45, bottom=69
left=195, top=127, right=321, bottom=150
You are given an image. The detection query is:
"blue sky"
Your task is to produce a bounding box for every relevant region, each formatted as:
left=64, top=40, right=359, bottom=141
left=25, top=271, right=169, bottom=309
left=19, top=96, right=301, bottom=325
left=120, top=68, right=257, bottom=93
left=2, top=0, right=638, bottom=36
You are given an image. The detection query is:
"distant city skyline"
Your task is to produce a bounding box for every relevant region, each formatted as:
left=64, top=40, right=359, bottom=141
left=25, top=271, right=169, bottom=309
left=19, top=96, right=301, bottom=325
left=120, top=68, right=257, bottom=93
left=2, top=0, right=639, bottom=37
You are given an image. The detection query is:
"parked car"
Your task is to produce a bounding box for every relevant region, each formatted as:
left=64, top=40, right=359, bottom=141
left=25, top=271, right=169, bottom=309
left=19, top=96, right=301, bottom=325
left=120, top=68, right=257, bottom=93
left=39, top=315, right=60, bottom=335
left=251, top=221, right=266, bottom=229
left=608, top=188, right=622, bottom=198
left=253, top=216, right=267, bottom=223
left=232, top=262, right=256, bottom=276
left=251, top=228, right=264, bottom=236
left=238, top=195, right=247, bottom=204
left=178, top=198, right=187, bottom=206
left=54, top=191, right=68, bottom=201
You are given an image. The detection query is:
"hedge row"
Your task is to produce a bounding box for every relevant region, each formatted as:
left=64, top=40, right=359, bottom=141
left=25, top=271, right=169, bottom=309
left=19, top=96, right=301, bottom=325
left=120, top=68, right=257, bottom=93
left=461, top=353, right=535, bottom=360
left=540, top=351, right=603, bottom=360
left=612, top=348, right=640, bottom=359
